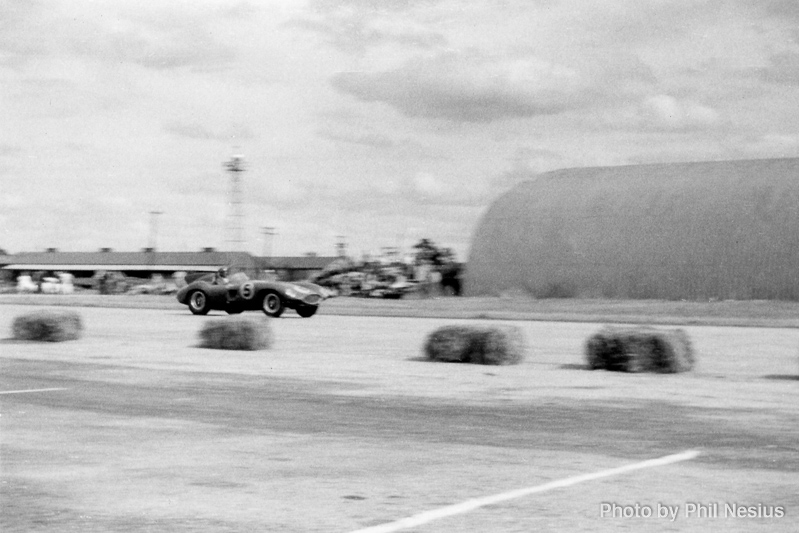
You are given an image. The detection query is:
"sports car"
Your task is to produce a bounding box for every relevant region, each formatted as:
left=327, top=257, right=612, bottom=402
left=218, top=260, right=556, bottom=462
left=176, top=273, right=325, bottom=317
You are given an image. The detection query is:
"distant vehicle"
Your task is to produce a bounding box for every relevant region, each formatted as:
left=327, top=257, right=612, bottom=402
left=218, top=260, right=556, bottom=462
left=176, top=270, right=326, bottom=318
left=315, top=270, right=418, bottom=299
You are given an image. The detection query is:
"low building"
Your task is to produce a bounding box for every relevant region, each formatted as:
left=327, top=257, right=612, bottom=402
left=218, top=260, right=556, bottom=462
left=0, top=249, right=337, bottom=283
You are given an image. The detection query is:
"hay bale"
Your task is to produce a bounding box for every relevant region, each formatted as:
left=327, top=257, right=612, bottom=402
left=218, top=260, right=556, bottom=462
left=198, top=316, right=272, bottom=351
left=480, top=326, right=526, bottom=365
left=424, top=325, right=477, bottom=362
left=585, top=326, right=694, bottom=373
left=12, top=309, right=83, bottom=342
left=424, top=324, right=526, bottom=365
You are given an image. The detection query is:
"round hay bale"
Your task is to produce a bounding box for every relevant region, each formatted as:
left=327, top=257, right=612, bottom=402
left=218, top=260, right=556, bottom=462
left=424, top=324, right=526, bottom=365
left=423, top=325, right=477, bottom=362
left=478, top=325, right=527, bottom=365
left=585, top=326, right=694, bottom=373
left=12, top=309, right=83, bottom=342
left=198, top=316, right=272, bottom=351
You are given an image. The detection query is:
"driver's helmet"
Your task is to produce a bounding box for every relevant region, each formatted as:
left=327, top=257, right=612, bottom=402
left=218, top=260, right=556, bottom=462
left=217, top=267, right=228, bottom=278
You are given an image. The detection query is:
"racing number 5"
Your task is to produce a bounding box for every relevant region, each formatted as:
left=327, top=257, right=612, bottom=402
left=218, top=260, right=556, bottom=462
left=239, top=281, right=255, bottom=300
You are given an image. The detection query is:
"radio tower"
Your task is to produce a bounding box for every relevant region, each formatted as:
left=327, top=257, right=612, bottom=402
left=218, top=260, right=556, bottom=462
left=223, top=154, right=246, bottom=252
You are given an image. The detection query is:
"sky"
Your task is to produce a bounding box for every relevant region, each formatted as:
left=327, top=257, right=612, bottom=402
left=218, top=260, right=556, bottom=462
left=2, top=0, right=799, bottom=260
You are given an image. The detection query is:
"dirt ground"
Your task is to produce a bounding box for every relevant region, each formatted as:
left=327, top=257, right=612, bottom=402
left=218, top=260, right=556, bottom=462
left=1, top=298, right=798, bottom=532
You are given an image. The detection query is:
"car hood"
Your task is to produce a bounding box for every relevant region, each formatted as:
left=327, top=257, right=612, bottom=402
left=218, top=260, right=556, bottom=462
left=275, top=280, right=324, bottom=296
left=291, top=280, right=326, bottom=295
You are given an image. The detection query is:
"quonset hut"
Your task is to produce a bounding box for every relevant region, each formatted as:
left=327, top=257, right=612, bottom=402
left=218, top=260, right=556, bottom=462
left=465, top=158, right=799, bottom=300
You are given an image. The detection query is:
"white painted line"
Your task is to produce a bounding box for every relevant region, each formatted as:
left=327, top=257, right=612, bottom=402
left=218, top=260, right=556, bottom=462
left=0, top=388, right=68, bottom=395
left=348, top=449, right=700, bottom=533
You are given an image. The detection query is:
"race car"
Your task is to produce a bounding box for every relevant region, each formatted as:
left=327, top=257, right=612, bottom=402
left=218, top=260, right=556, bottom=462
left=176, top=270, right=325, bottom=318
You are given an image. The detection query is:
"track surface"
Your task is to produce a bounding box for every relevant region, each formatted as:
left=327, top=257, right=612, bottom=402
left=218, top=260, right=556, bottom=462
left=1, top=304, right=798, bottom=532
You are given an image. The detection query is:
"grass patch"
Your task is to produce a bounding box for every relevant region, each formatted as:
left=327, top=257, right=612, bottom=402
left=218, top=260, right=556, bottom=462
left=585, top=326, right=694, bottom=373
left=199, top=316, right=272, bottom=351
left=423, top=324, right=526, bottom=365
left=12, top=309, right=83, bottom=342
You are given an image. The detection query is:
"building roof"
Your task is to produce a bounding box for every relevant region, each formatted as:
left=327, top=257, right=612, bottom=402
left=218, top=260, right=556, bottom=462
left=466, top=156, right=799, bottom=299
left=0, top=251, right=339, bottom=273
left=2, top=251, right=258, bottom=272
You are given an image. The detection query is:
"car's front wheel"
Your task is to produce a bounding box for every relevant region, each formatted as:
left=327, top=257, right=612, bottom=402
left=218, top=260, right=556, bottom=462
left=296, top=305, right=318, bottom=318
left=188, top=290, right=210, bottom=315
left=261, top=291, right=284, bottom=317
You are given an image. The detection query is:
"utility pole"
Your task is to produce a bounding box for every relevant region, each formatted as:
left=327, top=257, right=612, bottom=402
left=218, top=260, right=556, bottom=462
left=148, top=211, right=163, bottom=251
left=336, top=235, right=347, bottom=258
left=223, top=154, right=246, bottom=252
left=262, top=226, right=276, bottom=258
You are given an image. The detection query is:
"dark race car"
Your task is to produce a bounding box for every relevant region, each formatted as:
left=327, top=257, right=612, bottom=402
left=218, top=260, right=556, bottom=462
left=176, top=271, right=325, bottom=318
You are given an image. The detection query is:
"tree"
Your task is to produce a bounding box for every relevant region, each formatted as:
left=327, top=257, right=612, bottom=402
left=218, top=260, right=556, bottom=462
left=412, top=238, right=462, bottom=295
left=412, top=238, right=456, bottom=267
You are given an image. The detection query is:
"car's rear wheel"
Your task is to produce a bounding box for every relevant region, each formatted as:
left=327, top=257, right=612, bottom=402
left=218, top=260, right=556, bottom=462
left=188, top=290, right=210, bottom=315
left=296, top=305, right=318, bottom=318
left=261, top=291, right=284, bottom=317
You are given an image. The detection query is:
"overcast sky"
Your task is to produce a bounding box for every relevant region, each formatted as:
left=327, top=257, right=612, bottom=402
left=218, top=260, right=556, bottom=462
left=2, top=0, right=799, bottom=259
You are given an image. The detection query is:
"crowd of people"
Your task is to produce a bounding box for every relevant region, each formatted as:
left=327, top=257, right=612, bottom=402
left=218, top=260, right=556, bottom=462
left=14, top=271, right=75, bottom=294
left=9, top=271, right=186, bottom=295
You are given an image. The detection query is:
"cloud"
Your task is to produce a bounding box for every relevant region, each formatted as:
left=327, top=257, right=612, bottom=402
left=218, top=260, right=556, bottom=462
left=288, top=17, right=446, bottom=53
left=489, top=146, right=617, bottom=196
left=640, top=95, right=721, bottom=130
left=505, top=147, right=567, bottom=175
left=331, top=50, right=595, bottom=122
left=164, top=122, right=255, bottom=142
left=10, top=76, right=128, bottom=118
left=411, top=171, right=445, bottom=198
left=381, top=172, right=488, bottom=207
left=0, top=144, right=23, bottom=157
left=0, top=2, right=235, bottom=71
left=70, top=20, right=235, bottom=72
left=219, top=1, right=260, bottom=21
left=309, top=0, right=437, bottom=11
left=601, top=95, right=721, bottom=132
left=761, top=0, right=799, bottom=20
left=580, top=1, right=728, bottom=45
left=1, top=195, right=147, bottom=253
left=758, top=52, right=799, bottom=85
left=623, top=132, right=799, bottom=166
left=294, top=167, right=486, bottom=214
left=737, top=134, right=799, bottom=158
left=316, top=128, right=395, bottom=148
left=287, top=0, right=448, bottom=54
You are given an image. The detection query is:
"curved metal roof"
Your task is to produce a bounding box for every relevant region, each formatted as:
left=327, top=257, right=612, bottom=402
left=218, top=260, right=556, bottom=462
left=466, top=157, right=799, bottom=300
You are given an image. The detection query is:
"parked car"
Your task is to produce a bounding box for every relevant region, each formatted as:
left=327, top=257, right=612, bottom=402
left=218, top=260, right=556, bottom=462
left=176, top=270, right=326, bottom=318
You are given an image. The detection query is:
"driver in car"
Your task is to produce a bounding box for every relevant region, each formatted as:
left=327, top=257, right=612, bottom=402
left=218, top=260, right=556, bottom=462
left=214, top=267, right=229, bottom=285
